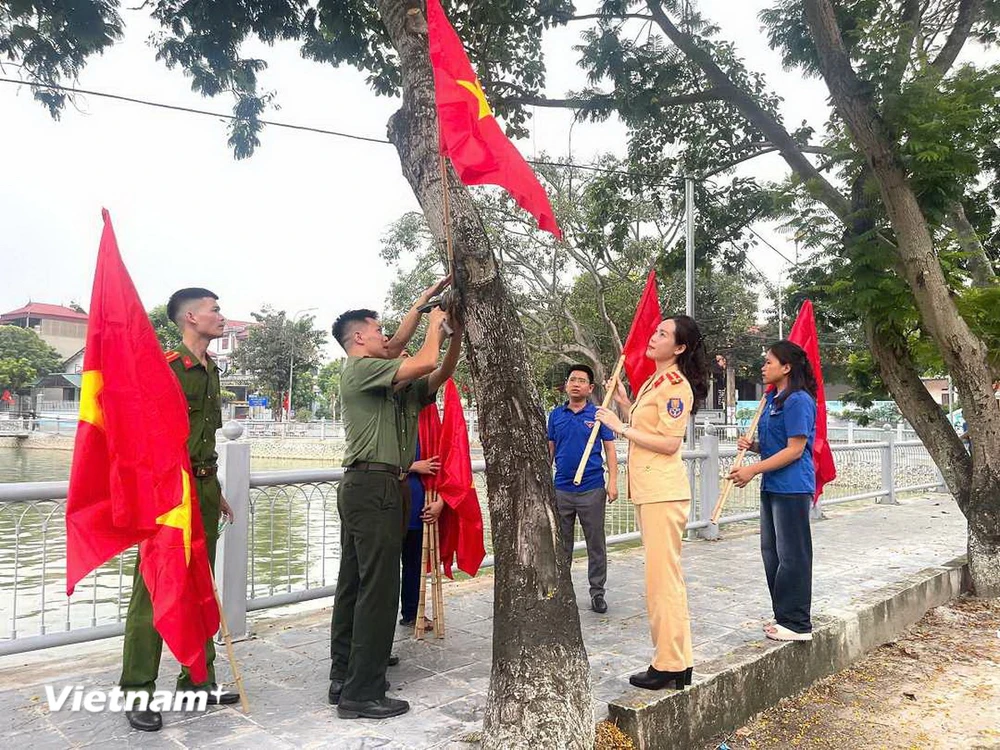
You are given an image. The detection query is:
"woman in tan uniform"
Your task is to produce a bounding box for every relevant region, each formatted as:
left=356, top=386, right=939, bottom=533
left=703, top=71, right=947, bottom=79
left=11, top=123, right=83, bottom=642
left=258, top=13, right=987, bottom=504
left=596, top=315, right=708, bottom=690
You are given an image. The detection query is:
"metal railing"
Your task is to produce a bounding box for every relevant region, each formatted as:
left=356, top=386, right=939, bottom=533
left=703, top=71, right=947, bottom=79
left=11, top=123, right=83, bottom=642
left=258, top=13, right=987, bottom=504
left=0, top=426, right=945, bottom=655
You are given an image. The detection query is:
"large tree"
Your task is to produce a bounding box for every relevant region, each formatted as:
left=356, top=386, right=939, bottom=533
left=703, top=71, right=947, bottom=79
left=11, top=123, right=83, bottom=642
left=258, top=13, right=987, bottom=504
left=233, top=307, right=326, bottom=421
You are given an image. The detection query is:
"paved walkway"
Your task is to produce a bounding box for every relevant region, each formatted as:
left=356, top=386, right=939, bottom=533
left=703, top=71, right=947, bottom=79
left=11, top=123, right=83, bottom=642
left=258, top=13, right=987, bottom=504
left=0, top=495, right=966, bottom=748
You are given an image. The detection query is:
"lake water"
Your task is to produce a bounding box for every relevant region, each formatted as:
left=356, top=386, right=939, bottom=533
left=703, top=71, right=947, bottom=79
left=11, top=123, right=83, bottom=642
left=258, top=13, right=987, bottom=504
left=0, top=446, right=344, bottom=643
left=0, top=446, right=334, bottom=483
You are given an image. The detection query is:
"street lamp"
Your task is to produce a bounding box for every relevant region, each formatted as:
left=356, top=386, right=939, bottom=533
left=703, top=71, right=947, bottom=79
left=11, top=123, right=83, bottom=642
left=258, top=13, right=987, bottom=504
left=287, top=307, right=317, bottom=422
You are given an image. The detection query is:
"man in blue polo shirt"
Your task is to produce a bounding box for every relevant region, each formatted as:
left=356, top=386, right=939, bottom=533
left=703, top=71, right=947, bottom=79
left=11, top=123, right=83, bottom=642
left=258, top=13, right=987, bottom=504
left=548, top=364, right=618, bottom=613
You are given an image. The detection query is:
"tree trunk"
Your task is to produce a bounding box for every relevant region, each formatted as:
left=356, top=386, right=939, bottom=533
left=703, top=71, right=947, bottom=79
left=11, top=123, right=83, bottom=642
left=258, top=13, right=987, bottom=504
left=948, top=200, right=997, bottom=288
left=803, top=0, right=1000, bottom=594
left=376, top=3, right=593, bottom=746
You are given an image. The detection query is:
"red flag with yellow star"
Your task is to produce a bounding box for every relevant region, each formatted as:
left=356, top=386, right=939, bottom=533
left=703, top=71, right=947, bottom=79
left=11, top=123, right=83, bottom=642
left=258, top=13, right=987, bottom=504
left=66, top=209, right=218, bottom=682
left=426, top=0, right=562, bottom=239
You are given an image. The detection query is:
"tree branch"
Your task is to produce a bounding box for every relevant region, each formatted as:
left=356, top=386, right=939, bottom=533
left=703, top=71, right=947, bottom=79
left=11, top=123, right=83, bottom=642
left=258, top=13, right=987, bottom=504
left=644, top=0, right=853, bottom=220
left=500, top=89, right=725, bottom=111
left=930, top=0, right=983, bottom=76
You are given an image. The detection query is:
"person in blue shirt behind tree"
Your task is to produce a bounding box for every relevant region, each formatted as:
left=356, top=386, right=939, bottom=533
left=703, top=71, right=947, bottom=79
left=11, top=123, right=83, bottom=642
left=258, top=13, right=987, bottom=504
left=547, top=364, right=618, bottom=614
left=729, top=340, right=818, bottom=642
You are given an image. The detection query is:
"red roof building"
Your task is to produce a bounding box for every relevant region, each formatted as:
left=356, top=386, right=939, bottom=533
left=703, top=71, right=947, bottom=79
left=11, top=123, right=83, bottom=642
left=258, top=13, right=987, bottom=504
left=1, top=302, right=89, bottom=359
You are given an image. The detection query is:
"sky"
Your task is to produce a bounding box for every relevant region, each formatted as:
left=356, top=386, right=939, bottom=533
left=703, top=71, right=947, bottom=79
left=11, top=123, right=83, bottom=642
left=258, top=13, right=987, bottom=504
left=0, top=1, right=831, bottom=354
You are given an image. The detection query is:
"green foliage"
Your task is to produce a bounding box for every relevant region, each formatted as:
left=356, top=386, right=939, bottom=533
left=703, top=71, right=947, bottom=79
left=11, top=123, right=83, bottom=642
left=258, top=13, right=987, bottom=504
left=0, top=1, right=123, bottom=116
left=0, top=325, right=62, bottom=389
left=0, top=358, right=38, bottom=392
left=233, top=307, right=326, bottom=418
left=147, top=304, right=182, bottom=351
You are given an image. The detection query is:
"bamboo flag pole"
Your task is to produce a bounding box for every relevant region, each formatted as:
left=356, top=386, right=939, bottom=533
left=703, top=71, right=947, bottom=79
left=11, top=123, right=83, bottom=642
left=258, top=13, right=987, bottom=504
left=415, top=518, right=431, bottom=640
left=210, top=572, right=250, bottom=713
left=573, top=354, right=626, bottom=486
left=432, top=521, right=445, bottom=637
left=710, top=396, right=767, bottom=524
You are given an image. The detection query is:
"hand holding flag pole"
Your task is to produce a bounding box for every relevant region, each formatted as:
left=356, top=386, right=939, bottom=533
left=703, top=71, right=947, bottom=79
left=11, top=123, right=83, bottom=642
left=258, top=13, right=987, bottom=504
left=710, top=396, right=766, bottom=524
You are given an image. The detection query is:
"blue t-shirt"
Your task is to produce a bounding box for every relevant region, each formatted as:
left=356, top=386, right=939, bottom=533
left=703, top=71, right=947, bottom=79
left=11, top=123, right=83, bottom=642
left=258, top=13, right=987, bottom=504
left=758, top=389, right=816, bottom=494
left=406, top=440, right=426, bottom=531
left=547, top=401, right=615, bottom=492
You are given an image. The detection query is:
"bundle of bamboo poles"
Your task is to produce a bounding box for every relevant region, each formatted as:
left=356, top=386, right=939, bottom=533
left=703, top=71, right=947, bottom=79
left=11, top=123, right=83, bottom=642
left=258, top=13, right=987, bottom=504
left=414, top=490, right=445, bottom=640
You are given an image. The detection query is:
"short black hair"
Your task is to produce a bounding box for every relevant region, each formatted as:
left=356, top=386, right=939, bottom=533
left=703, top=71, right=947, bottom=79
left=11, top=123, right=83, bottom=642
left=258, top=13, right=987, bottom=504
left=567, top=364, right=595, bottom=384
left=167, top=288, right=218, bottom=325
left=332, top=309, right=379, bottom=351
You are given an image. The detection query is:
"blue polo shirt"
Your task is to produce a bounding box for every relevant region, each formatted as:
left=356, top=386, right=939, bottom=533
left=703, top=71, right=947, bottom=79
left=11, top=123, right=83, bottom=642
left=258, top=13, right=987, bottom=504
left=547, top=401, right=615, bottom=492
left=758, top=389, right=816, bottom=494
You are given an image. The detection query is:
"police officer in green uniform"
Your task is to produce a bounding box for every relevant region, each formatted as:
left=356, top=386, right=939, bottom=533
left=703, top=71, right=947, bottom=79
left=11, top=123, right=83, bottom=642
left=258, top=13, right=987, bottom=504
left=121, top=288, right=239, bottom=732
left=328, top=288, right=455, bottom=720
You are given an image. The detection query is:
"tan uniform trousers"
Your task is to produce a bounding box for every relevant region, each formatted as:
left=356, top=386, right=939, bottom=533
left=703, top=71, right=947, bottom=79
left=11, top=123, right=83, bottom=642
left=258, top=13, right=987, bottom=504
left=637, top=499, right=693, bottom=672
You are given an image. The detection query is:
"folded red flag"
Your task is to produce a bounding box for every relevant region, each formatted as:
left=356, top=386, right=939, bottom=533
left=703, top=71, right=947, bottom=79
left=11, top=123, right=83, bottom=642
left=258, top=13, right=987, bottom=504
left=621, top=269, right=662, bottom=390
left=786, top=300, right=837, bottom=503
left=434, top=379, right=486, bottom=578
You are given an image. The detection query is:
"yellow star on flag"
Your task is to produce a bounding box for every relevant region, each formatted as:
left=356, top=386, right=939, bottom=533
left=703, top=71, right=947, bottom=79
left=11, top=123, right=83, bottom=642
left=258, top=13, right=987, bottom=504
left=78, top=370, right=105, bottom=429
left=456, top=78, right=492, bottom=119
left=156, top=468, right=193, bottom=565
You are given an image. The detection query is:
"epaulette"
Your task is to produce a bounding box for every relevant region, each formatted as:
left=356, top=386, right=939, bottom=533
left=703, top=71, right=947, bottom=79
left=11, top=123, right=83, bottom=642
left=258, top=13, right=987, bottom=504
left=666, top=371, right=684, bottom=385
left=165, top=351, right=181, bottom=363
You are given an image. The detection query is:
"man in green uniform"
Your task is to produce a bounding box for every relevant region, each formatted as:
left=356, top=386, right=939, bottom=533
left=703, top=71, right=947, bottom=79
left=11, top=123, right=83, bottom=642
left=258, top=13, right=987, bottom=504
left=328, top=281, right=458, bottom=720
left=120, top=288, right=238, bottom=732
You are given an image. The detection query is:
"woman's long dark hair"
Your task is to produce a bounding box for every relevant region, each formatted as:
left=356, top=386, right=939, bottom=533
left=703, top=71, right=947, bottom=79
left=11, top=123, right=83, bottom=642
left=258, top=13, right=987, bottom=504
left=669, top=315, right=708, bottom=415
left=769, top=340, right=818, bottom=405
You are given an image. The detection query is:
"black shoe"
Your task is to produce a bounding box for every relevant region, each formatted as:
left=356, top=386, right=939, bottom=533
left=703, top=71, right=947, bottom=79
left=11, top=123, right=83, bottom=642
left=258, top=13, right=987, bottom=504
left=399, top=617, right=416, bottom=627
left=685, top=667, right=693, bottom=686
left=388, top=654, right=400, bottom=667
left=591, top=594, right=608, bottom=614
left=337, top=696, right=410, bottom=719
left=126, top=709, right=162, bottom=732
left=328, top=679, right=390, bottom=705
left=629, top=666, right=687, bottom=691
left=205, top=685, right=240, bottom=705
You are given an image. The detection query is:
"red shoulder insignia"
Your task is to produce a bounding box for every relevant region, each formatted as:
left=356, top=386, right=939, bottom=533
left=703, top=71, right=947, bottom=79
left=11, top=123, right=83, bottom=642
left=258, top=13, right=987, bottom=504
left=165, top=351, right=181, bottom=363
left=666, top=371, right=683, bottom=385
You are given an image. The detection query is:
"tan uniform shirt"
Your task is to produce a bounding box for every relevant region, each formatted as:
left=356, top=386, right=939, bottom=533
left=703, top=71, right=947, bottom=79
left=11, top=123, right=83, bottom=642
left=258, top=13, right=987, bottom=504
left=627, top=364, right=693, bottom=504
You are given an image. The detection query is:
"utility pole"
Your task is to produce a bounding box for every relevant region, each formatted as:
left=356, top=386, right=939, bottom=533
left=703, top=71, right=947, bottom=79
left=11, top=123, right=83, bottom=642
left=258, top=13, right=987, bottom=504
left=685, top=176, right=696, bottom=447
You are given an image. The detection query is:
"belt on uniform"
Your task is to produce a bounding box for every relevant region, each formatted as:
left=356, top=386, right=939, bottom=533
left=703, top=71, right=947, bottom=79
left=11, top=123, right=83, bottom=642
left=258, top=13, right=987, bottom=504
left=192, top=464, right=218, bottom=478
left=346, top=461, right=406, bottom=480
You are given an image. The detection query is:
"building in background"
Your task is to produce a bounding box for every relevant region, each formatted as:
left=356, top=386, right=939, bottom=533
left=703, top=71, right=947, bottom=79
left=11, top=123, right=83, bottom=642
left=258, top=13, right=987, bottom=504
left=208, top=319, right=255, bottom=420
left=0, top=303, right=88, bottom=359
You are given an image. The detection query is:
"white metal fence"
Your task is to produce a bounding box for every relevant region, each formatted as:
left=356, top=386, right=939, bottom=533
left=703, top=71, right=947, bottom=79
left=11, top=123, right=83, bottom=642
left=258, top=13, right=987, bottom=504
left=0, top=426, right=945, bottom=656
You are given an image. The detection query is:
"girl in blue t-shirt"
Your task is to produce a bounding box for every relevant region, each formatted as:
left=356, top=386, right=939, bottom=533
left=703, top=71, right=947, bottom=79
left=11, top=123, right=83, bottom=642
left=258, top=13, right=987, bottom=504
left=728, top=340, right=817, bottom=642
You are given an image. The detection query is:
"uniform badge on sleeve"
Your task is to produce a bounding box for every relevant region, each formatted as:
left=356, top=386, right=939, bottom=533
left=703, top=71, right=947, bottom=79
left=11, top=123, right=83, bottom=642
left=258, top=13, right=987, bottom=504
left=666, top=398, right=684, bottom=418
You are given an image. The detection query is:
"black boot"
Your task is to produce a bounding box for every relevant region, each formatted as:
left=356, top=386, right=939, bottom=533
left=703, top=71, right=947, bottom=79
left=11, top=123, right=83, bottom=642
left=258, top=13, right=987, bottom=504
left=126, top=709, right=162, bottom=732
left=328, top=679, right=390, bottom=705
left=337, top=696, right=410, bottom=719
left=629, top=666, right=687, bottom=691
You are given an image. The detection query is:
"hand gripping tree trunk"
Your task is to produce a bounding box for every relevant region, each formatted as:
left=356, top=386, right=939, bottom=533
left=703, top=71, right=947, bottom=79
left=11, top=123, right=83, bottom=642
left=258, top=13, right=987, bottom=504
left=803, top=0, right=1000, bottom=596
left=375, top=3, right=594, bottom=746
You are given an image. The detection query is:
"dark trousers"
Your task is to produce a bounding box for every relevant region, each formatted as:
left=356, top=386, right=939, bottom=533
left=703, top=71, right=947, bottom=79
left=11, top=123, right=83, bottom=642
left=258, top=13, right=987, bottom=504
left=120, top=476, right=221, bottom=695
left=329, top=470, right=403, bottom=702
left=555, top=487, right=608, bottom=598
left=760, top=491, right=813, bottom=633
left=400, top=528, right=423, bottom=622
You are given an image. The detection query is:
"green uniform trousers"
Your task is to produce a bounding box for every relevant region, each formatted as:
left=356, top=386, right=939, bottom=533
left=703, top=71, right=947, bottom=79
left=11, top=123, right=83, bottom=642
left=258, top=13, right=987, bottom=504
left=120, top=475, right=222, bottom=695
left=329, top=469, right=404, bottom=702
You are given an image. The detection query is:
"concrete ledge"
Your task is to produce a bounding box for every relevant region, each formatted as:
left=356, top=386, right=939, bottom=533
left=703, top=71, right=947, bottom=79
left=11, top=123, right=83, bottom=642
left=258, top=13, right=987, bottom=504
left=607, top=556, right=969, bottom=749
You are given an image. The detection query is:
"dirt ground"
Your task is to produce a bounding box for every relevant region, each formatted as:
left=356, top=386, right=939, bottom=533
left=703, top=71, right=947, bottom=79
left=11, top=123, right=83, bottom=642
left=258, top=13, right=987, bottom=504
left=703, top=594, right=1000, bottom=750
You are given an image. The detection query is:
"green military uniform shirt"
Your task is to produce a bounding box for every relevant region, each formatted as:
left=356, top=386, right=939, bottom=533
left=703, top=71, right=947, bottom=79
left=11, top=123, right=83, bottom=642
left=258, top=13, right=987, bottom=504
left=340, top=355, right=406, bottom=468
left=166, top=342, right=223, bottom=467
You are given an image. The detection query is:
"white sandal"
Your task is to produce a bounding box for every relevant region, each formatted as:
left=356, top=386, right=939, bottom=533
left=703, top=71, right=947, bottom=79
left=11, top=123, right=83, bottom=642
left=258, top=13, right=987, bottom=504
left=765, top=623, right=812, bottom=641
